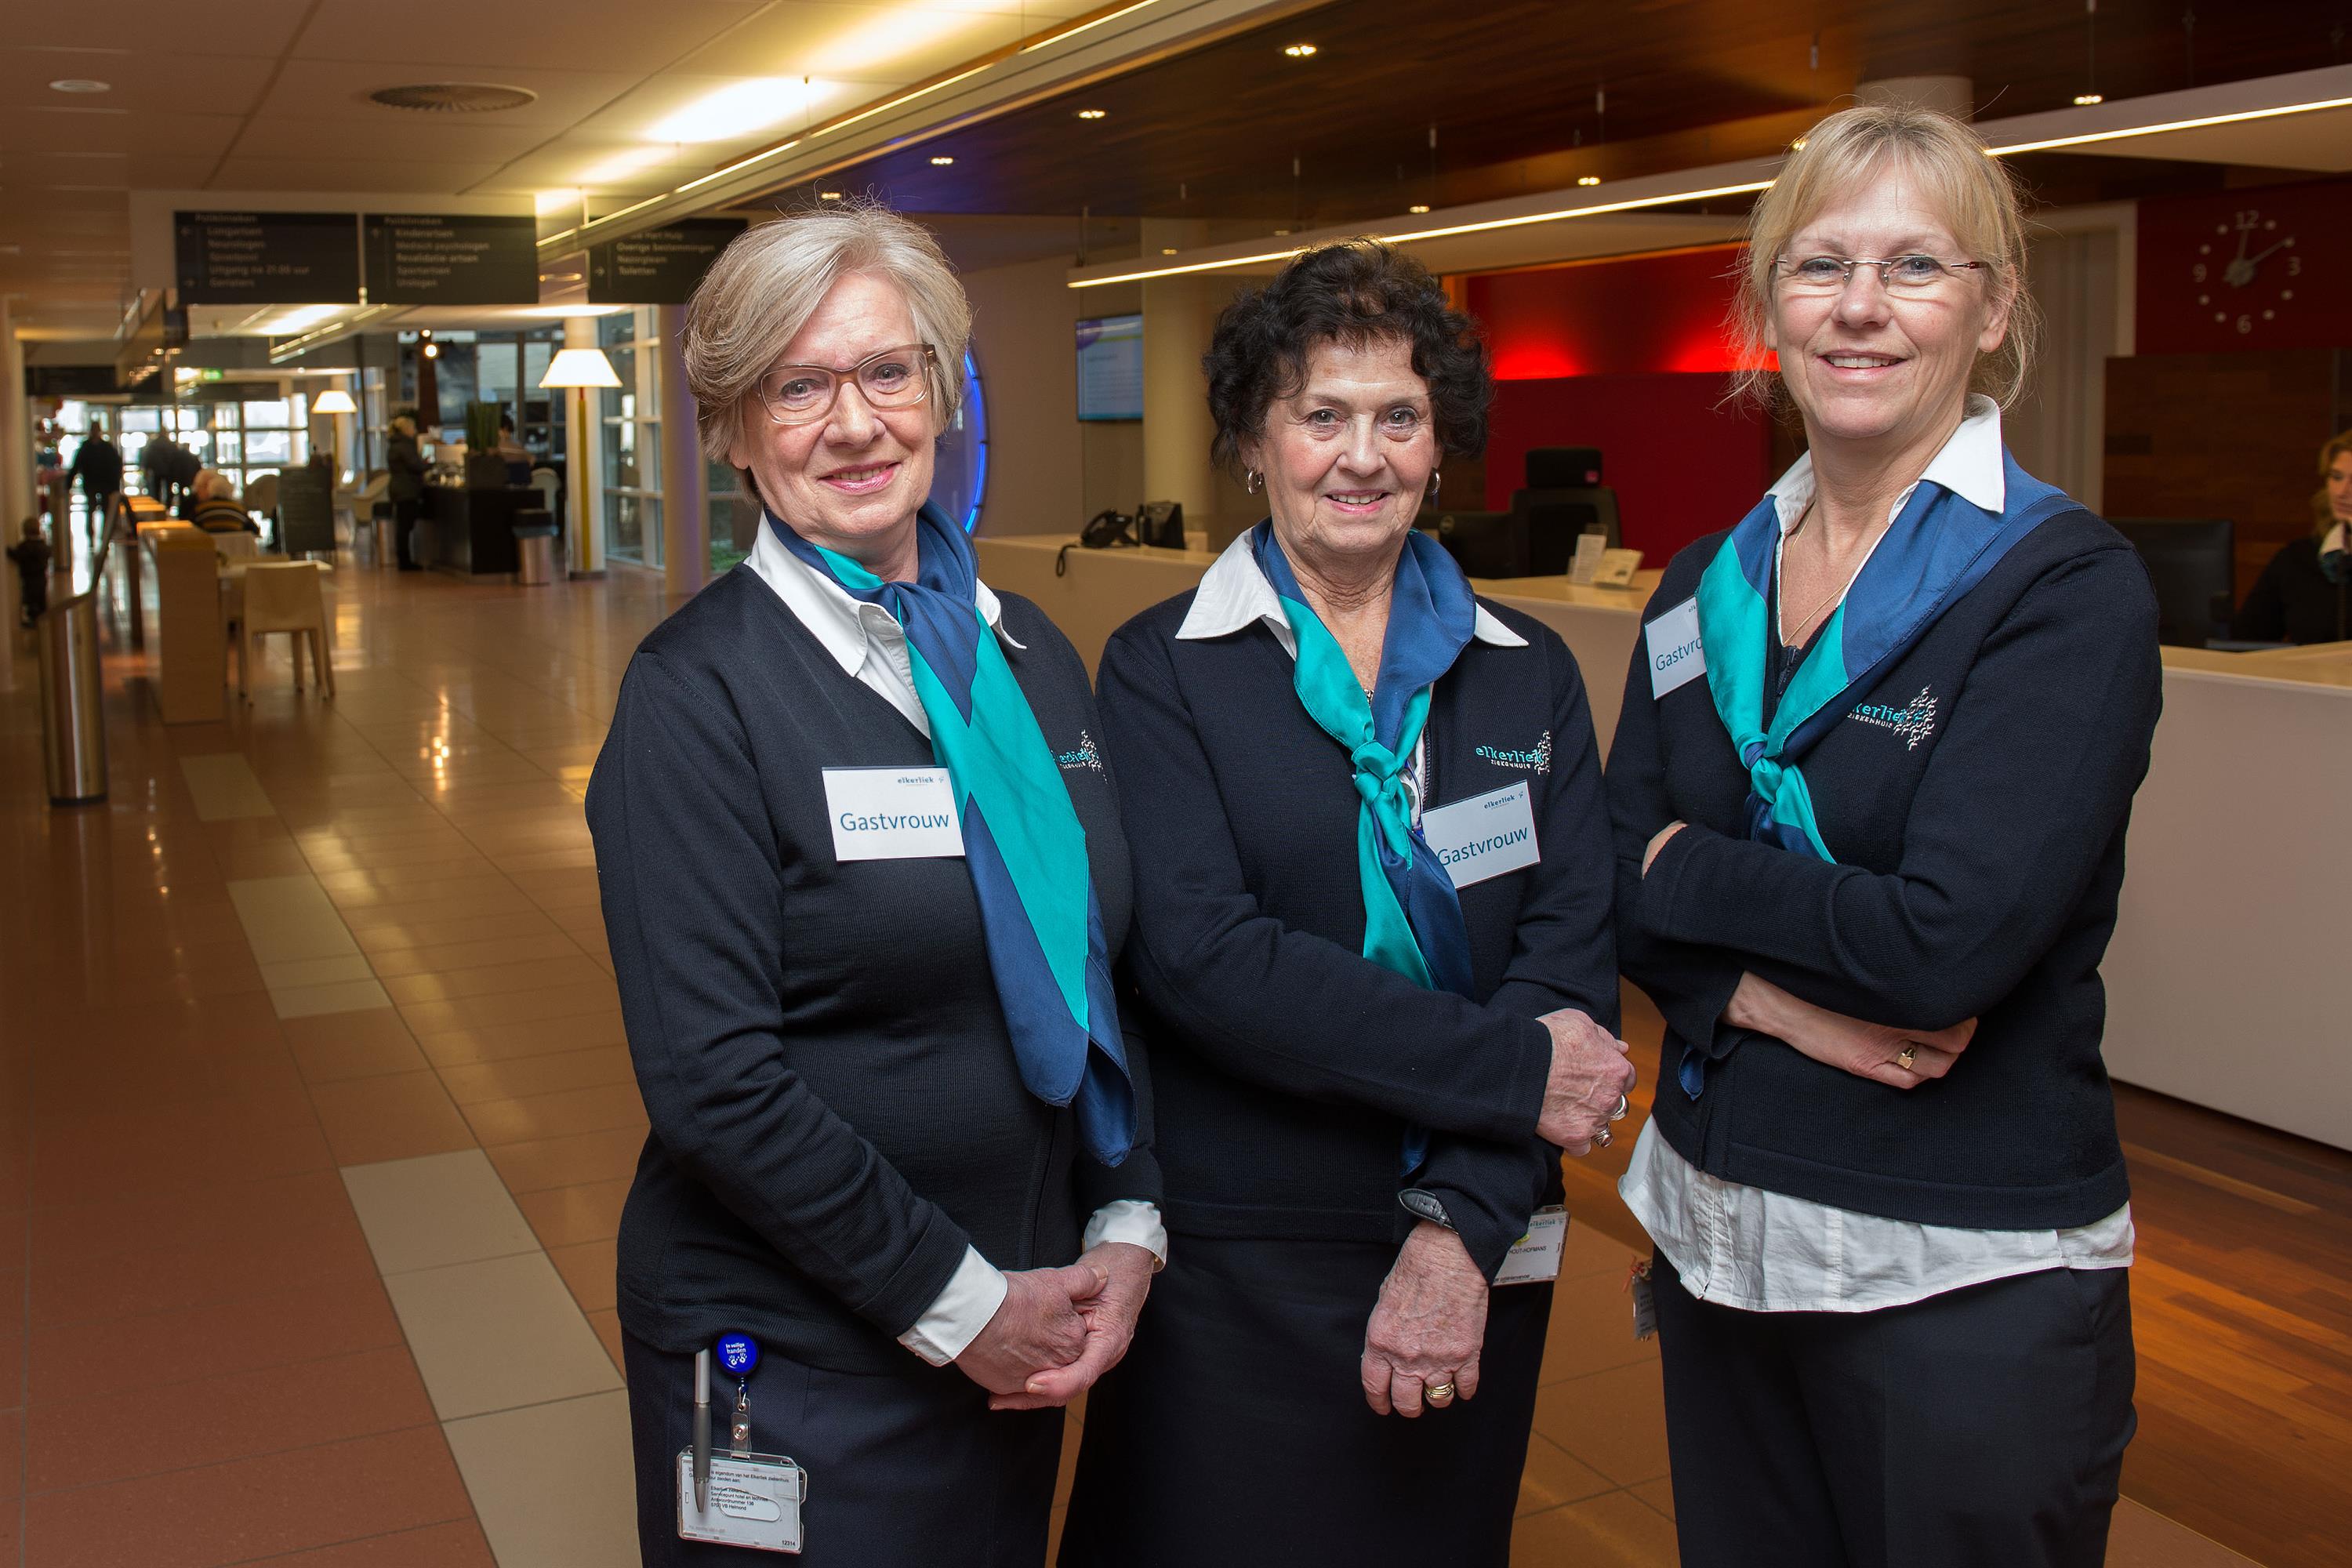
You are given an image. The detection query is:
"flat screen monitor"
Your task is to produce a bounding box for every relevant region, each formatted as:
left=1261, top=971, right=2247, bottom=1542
left=2110, top=517, right=2234, bottom=648
left=1076, top=314, right=1143, bottom=422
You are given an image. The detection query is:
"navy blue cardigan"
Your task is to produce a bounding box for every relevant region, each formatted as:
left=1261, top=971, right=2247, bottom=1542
left=1608, top=507, right=2161, bottom=1230
left=1095, top=593, right=1618, bottom=1279
left=587, top=567, right=1160, bottom=1374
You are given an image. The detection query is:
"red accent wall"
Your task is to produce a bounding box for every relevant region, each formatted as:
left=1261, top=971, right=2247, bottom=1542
left=2136, top=177, right=2352, bottom=354
left=1483, top=373, right=1773, bottom=562
left=1465, top=246, right=1775, bottom=562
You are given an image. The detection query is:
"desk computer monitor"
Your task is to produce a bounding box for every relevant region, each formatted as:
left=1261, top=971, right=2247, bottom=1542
left=2110, top=517, right=2235, bottom=648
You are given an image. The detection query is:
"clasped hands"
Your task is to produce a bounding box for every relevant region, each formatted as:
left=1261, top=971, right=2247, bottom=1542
left=957, top=1241, right=1156, bottom=1411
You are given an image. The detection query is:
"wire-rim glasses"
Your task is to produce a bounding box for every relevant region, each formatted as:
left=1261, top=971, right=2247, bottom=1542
left=756, top=343, right=938, bottom=426
left=1773, top=254, right=1989, bottom=294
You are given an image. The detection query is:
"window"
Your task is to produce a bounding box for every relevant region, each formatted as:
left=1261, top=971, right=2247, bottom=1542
left=600, top=309, right=662, bottom=568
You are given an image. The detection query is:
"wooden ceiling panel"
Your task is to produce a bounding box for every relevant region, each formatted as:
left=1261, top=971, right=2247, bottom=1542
left=756, top=0, right=2352, bottom=223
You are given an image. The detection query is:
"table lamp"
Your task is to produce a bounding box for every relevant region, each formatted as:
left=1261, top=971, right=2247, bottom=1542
left=310, top=388, right=356, bottom=485
left=541, top=349, right=622, bottom=579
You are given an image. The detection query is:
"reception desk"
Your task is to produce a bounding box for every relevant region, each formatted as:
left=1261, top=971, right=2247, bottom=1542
left=975, top=532, right=1661, bottom=756
left=978, top=531, right=2349, bottom=1151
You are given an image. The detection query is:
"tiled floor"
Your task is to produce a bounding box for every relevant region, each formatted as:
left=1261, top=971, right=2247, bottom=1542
left=0, top=554, right=2270, bottom=1566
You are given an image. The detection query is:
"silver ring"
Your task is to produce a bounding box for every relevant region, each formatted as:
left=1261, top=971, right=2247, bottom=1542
left=1610, top=1094, right=1629, bottom=1121
left=1594, top=1125, right=1613, bottom=1149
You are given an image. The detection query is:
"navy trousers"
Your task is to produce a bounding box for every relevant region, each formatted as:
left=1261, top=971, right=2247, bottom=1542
left=1653, top=1254, right=2136, bottom=1568
left=623, top=1330, right=1062, bottom=1567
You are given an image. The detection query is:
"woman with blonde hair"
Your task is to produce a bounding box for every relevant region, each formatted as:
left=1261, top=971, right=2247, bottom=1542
left=1608, top=103, right=2158, bottom=1566
left=2232, top=428, right=2352, bottom=643
left=586, top=203, right=1162, bottom=1566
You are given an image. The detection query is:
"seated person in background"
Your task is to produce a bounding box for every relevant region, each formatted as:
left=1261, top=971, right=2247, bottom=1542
left=495, top=412, right=532, bottom=485
left=7, top=520, right=53, bottom=627
left=189, top=470, right=260, bottom=535
left=2234, top=429, right=2351, bottom=644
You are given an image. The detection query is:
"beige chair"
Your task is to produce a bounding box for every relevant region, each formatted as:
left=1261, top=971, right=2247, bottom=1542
left=213, top=532, right=260, bottom=564
left=234, top=561, right=334, bottom=699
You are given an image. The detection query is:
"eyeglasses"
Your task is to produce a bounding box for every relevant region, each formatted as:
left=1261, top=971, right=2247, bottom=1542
left=755, top=343, right=938, bottom=426
left=1773, top=255, right=1989, bottom=293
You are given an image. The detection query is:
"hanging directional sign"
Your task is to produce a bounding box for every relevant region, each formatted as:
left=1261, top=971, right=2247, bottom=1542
left=174, top=211, right=361, bottom=304
left=587, top=219, right=750, bottom=304
left=364, top=213, right=539, bottom=305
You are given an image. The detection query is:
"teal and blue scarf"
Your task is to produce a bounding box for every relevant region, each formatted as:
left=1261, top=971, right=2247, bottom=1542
left=1252, top=522, right=1477, bottom=1171
left=774, top=505, right=1134, bottom=1166
left=1695, top=450, right=2075, bottom=862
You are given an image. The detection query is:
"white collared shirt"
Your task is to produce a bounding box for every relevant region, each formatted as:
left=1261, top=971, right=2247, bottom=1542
left=1621, top=401, right=2132, bottom=1312
left=744, top=525, right=1168, bottom=1365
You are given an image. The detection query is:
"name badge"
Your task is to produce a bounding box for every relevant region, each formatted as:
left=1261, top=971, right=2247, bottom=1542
left=821, top=767, right=964, bottom=862
left=1494, top=1205, right=1568, bottom=1287
left=677, top=1450, right=807, bottom=1554
left=1419, top=782, right=1540, bottom=890
left=1645, top=596, right=1706, bottom=699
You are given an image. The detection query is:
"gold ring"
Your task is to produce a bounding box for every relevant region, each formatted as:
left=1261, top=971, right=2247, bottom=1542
left=1425, top=1383, right=1455, bottom=1402
left=1896, top=1044, right=1919, bottom=1072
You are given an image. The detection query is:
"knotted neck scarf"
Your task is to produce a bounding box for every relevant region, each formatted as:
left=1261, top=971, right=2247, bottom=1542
left=1693, top=450, right=2076, bottom=862
left=1251, top=522, right=1478, bottom=1172
left=772, top=504, right=1134, bottom=1166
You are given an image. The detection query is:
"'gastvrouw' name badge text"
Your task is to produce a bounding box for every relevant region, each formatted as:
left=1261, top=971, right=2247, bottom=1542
left=1645, top=595, right=1706, bottom=699
left=1418, top=782, right=1541, bottom=890
left=821, top=767, right=965, bottom=862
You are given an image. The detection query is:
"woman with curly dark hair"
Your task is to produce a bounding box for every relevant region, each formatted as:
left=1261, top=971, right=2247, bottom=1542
left=1056, top=240, right=1635, bottom=1566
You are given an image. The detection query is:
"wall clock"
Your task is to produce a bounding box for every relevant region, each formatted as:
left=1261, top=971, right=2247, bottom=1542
left=2193, top=207, right=2302, bottom=338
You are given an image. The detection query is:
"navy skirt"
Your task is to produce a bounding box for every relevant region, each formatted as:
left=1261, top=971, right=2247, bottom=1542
left=1058, top=1235, right=1552, bottom=1567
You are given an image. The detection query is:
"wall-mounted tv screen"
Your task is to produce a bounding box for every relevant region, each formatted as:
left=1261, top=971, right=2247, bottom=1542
left=1076, top=314, right=1143, bottom=422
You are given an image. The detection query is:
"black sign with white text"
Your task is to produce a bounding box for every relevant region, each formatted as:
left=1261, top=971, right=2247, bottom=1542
left=587, top=219, right=750, bottom=304
left=364, top=213, right=539, bottom=305
left=174, top=211, right=361, bottom=304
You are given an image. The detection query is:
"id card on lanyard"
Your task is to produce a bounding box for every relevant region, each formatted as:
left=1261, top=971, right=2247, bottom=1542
left=681, top=1334, right=808, bottom=1554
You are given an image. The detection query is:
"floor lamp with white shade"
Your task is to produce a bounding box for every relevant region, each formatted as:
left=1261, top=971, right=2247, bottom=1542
left=310, top=387, right=355, bottom=483
left=540, top=347, right=621, bottom=579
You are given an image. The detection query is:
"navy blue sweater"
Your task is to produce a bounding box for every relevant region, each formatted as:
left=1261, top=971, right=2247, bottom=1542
left=1608, top=508, right=2162, bottom=1230
left=1095, top=595, right=1618, bottom=1279
left=586, top=567, right=1160, bottom=1374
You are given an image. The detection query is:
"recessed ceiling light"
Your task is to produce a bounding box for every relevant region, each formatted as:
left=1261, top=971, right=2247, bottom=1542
left=49, top=78, right=111, bottom=93
left=1283, top=42, right=1316, bottom=57
left=2074, top=93, right=2104, bottom=106
left=929, top=155, right=955, bottom=165
left=537, top=271, right=582, bottom=283
left=1076, top=108, right=1107, bottom=119
left=818, top=191, right=843, bottom=201
left=1407, top=204, right=1430, bottom=214
left=1160, top=247, right=1178, bottom=256
left=1272, top=227, right=1293, bottom=236
left=1575, top=175, right=1601, bottom=187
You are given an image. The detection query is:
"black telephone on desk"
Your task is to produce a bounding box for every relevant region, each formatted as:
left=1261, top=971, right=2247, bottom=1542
left=1057, top=500, right=1186, bottom=575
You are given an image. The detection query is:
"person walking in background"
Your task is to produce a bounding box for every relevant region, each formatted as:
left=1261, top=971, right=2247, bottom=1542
left=67, top=422, right=122, bottom=557
left=386, top=414, right=429, bottom=572
left=6, top=520, right=53, bottom=628
left=1609, top=103, right=2155, bottom=1568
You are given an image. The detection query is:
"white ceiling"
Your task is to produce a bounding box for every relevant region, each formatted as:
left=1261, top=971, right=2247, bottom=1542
left=1, top=0, right=1101, bottom=337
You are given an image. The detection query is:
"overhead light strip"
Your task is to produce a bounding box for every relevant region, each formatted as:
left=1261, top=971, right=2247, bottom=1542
left=1071, top=180, right=1774, bottom=288
left=1981, top=93, right=2352, bottom=155
left=1073, top=90, right=2352, bottom=288
left=543, top=0, right=1163, bottom=251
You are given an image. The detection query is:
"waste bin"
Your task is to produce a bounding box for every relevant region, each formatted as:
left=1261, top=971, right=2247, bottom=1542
left=38, top=588, right=106, bottom=805
left=369, top=503, right=397, bottom=568
left=513, top=507, right=557, bottom=586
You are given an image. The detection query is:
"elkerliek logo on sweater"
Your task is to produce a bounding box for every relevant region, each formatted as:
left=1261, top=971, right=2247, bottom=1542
left=1475, top=731, right=1552, bottom=775
left=1847, top=687, right=1938, bottom=749
left=1056, top=731, right=1104, bottom=772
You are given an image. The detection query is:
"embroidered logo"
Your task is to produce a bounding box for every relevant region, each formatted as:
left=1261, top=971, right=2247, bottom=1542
left=1847, top=686, right=1939, bottom=750
left=1474, top=731, right=1553, bottom=775
left=1054, top=731, right=1105, bottom=773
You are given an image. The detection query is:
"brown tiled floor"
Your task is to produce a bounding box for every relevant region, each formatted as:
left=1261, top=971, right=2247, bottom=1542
left=0, top=551, right=2281, bottom=1566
